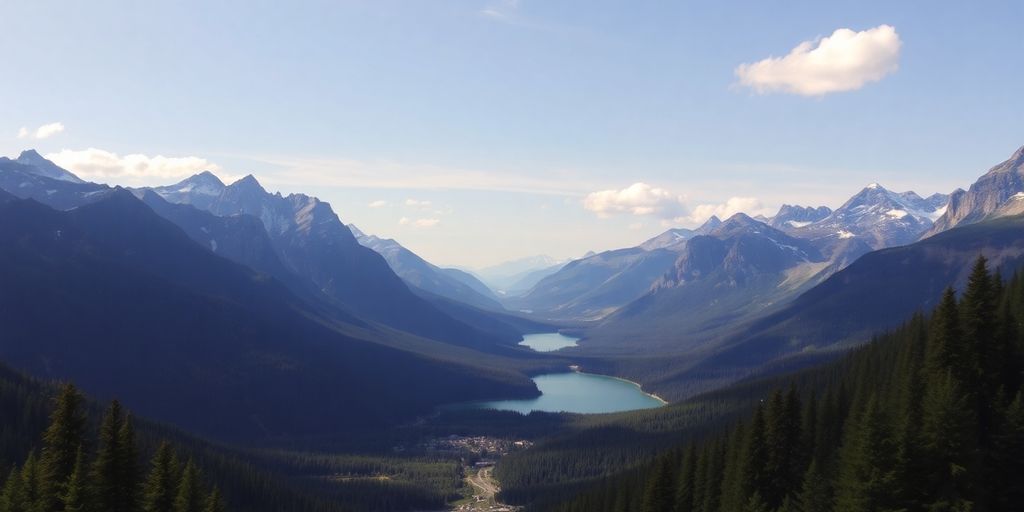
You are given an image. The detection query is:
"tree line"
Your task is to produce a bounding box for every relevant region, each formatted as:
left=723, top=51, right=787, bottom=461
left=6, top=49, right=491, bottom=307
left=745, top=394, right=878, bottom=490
left=553, top=257, right=1024, bottom=512
left=0, top=384, right=225, bottom=512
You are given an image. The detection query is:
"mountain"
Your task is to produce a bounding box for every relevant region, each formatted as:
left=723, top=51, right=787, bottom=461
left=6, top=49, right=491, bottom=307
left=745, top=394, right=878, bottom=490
left=768, top=204, right=831, bottom=229
left=621, top=212, right=1024, bottom=401
left=638, top=216, right=721, bottom=251
left=349, top=224, right=503, bottom=310
left=783, top=183, right=948, bottom=252
left=507, top=247, right=680, bottom=319
left=927, top=144, right=1024, bottom=235
left=474, top=255, right=568, bottom=293
left=506, top=217, right=729, bottom=320
left=150, top=173, right=512, bottom=348
left=10, top=149, right=85, bottom=183
left=535, top=261, right=1024, bottom=512
left=140, top=190, right=295, bottom=285
left=500, top=262, right=569, bottom=296
left=584, top=214, right=829, bottom=353
left=0, top=150, right=106, bottom=209
left=736, top=212, right=1024, bottom=353
left=0, top=192, right=534, bottom=440
left=0, top=154, right=534, bottom=351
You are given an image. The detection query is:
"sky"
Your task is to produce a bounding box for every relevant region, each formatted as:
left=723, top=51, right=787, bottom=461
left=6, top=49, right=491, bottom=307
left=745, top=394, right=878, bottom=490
left=2, top=0, right=1023, bottom=267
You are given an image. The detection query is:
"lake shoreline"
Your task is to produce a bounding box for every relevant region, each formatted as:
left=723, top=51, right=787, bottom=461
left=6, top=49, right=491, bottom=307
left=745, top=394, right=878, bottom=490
left=446, top=365, right=667, bottom=415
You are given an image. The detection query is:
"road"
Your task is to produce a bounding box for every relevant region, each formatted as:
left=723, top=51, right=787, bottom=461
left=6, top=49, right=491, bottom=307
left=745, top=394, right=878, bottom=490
left=453, top=466, right=520, bottom=512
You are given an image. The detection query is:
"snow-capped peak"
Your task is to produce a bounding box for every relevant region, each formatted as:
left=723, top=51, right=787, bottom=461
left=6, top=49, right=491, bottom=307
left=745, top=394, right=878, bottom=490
left=14, top=149, right=85, bottom=183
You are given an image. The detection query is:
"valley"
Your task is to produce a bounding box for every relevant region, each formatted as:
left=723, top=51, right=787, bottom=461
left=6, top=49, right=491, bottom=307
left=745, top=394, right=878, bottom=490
left=2, top=145, right=1024, bottom=511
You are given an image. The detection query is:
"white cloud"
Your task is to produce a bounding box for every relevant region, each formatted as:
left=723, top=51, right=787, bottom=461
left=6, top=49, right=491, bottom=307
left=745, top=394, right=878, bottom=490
left=17, top=122, right=65, bottom=139
left=583, top=183, right=769, bottom=227
left=368, top=200, right=389, bottom=208
left=583, top=182, right=686, bottom=219
left=481, top=0, right=519, bottom=19
left=735, top=25, right=901, bottom=96
left=405, top=198, right=433, bottom=209
left=399, top=217, right=440, bottom=228
left=680, top=197, right=766, bottom=224
left=46, top=148, right=224, bottom=185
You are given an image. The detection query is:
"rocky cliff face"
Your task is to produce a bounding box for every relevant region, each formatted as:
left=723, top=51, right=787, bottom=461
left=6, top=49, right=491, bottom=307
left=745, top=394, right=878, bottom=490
left=926, top=145, right=1024, bottom=236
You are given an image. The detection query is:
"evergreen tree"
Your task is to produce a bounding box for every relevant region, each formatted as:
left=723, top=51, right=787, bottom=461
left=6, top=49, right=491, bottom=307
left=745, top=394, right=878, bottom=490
left=201, top=487, right=225, bottom=512
left=796, top=458, right=830, bottom=512
left=61, top=447, right=90, bottom=512
left=143, top=442, right=180, bottom=512
left=991, top=391, right=1024, bottom=509
left=834, top=396, right=899, bottom=512
left=641, top=457, right=675, bottom=512
left=699, top=439, right=725, bottom=512
left=173, top=459, right=203, bottom=512
left=20, top=452, right=41, bottom=512
left=764, top=387, right=802, bottom=508
left=739, top=404, right=769, bottom=504
left=926, top=287, right=965, bottom=380
left=0, top=466, right=27, bottom=512
left=39, top=384, right=88, bottom=512
left=118, top=414, right=140, bottom=510
left=92, top=401, right=136, bottom=512
left=920, top=372, right=976, bottom=511
left=673, top=444, right=696, bottom=512
left=742, top=491, right=770, bottom=512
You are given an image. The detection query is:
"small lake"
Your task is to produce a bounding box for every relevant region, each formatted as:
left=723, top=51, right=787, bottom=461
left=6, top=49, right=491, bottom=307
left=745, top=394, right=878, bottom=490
left=519, top=332, right=579, bottom=352
left=460, top=371, right=665, bottom=414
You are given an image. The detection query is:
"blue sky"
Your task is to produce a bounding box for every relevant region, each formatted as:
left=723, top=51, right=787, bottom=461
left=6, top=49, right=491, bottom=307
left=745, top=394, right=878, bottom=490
left=2, top=0, right=1022, bottom=267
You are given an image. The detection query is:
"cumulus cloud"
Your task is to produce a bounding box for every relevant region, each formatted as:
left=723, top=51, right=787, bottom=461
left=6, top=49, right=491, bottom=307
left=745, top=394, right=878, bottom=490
left=17, top=122, right=65, bottom=139
left=583, top=183, right=769, bottom=227
left=405, top=199, right=433, bottom=209
left=682, top=197, right=765, bottom=224
left=735, top=25, right=901, bottom=96
left=399, top=217, right=440, bottom=228
left=583, top=182, right=686, bottom=219
left=46, top=148, right=223, bottom=184
left=368, top=200, right=389, bottom=208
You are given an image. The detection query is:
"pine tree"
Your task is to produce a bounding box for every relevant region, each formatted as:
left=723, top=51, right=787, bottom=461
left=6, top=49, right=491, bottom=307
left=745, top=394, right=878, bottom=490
left=920, top=372, right=976, bottom=510
left=991, top=391, right=1024, bottom=509
left=834, top=396, right=899, bottom=512
left=739, top=404, right=769, bottom=504
left=717, top=421, right=746, bottom=512
left=641, top=457, right=675, bottom=512
left=173, top=459, right=203, bottom=512
left=673, top=444, right=697, bottom=512
left=796, top=458, right=831, bottom=512
left=20, top=452, right=41, bottom=512
left=92, top=400, right=137, bottom=512
left=926, top=287, right=965, bottom=379
left=61, top=447, right=90, bottom=512
left=764, top=387, right=802, bottom=508
left=0, top=466, right=27, bottom=512
left=39, top=384, right=88, bottom=512
left=742, top=491, right=769, bottom=512
left=118, top=414, right=140, bottom=511
left=201, top=487, right=225, bottom=512
left=699, top=439, right=725, bottom=512
left=142, top=442, right=180, bottom=512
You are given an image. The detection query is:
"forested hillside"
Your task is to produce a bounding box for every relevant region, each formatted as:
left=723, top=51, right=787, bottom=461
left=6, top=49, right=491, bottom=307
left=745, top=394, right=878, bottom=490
left=547, top=257, right=1024, bottom=511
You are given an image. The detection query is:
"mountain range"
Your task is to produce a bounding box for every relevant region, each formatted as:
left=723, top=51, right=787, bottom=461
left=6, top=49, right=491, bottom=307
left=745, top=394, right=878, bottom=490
left=4, top=143, right=1024, bottom=442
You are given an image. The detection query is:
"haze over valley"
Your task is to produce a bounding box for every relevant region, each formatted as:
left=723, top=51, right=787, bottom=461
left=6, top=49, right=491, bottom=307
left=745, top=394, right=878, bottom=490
left=2, top=2, right=1023, bottom=511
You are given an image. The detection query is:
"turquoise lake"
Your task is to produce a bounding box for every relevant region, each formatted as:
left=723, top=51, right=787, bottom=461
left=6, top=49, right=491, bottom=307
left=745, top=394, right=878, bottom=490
left=518, top=332, right=579, bottom=352
left=462, top=371, right=665, bottom=414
